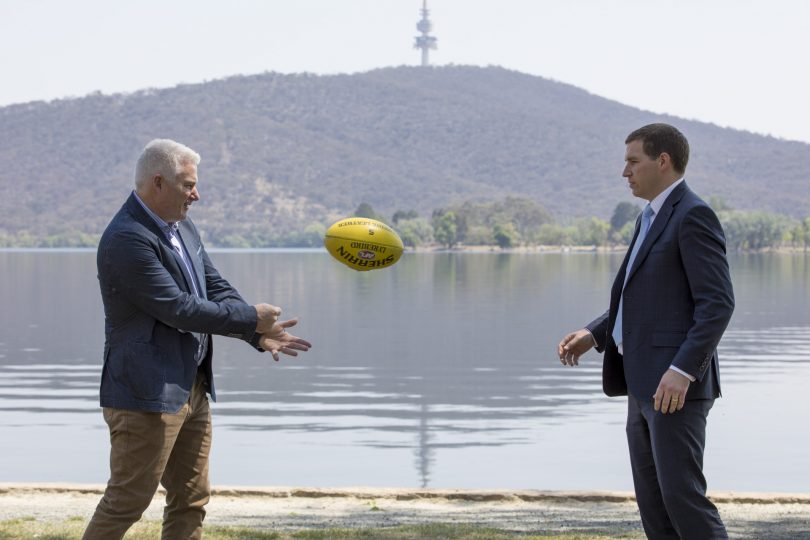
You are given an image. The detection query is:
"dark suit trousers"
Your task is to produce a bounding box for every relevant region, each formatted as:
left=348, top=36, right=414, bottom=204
left=626, top=396, right=727, bottom=540
left=82, top=372, right=212, bottom=540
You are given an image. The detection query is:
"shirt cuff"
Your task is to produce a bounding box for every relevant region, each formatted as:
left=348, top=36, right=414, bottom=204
left=583, top=328, right=597, bottom=348
left=669, top=365, right=696, bottom=382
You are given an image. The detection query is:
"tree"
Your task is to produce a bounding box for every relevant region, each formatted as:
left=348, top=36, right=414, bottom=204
left=396, top=217, right=433, bottom=247
left=790, top=217, right=810, bottom=250
left=494, top=197, right=552, bottom=239
left=707, top=196, right=733, bottom=212
left=436, top=197, right=551, bottom=246
left=617, top=221, right=637, bottom=245
left=354, top=202, right=385, bottom=222
left=392, top=209, right=419, bottom=225
left=432, top=211, right=459, bottom=248
left=464, top=225, right=494, bottom=246
left=720, top=211, right=792, bottom=250
left=573, top=217, right=610, bottom=246
left=493, top=222, right=518, bottom=248
left=530, top=224, right=569, bottom=246
left=300, top=222, right=326, bottom=247
left=610, top=202, right=640, bottom=232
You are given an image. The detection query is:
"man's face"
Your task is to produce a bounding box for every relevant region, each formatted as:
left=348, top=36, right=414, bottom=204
left=158, top=161, right=200, bottom=223
left=622, top=139, right=664, bottom=201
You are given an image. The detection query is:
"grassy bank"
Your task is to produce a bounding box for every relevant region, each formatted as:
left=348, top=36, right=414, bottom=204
left=0, top=518, right=632, bottom=540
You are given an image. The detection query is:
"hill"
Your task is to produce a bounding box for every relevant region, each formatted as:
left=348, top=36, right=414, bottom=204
left=0, top=65, right=807, bottom=246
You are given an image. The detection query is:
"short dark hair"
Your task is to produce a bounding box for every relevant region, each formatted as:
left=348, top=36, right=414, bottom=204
left=625, top=123, right=690, bottom=174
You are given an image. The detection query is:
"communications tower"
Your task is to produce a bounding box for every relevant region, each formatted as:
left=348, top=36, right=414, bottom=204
left=413, top=0, right=437, bottom=66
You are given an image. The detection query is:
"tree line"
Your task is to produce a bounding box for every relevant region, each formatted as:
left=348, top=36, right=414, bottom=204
left=1, top=196, right=808, bottom=251
left=356, top=197, right=810, bottom=252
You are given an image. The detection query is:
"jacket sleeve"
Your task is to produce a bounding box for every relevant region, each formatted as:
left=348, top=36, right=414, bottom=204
left=199, top=243, right=266, bottom=350
left=102, top=230, right=257, bottom=339
left=672, top=205, right=735, bottom=379
left=586, top=310, right=610, bottom=353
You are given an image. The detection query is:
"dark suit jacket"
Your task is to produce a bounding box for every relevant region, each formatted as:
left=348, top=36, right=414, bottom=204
left=586, top=182, right=734, bottom=400
left=96, top=193, right=261, bottom=413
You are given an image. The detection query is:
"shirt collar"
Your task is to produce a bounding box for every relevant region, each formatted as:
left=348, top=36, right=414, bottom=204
left=648, top=178, right=684, bottom=216
left=132, top=190, right=178, bottom=235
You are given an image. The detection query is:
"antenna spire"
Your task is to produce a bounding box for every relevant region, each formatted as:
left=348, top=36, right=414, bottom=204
left=414, top=0, right=437, bottom=67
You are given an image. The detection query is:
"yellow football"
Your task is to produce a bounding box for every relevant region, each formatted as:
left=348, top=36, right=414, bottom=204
left=324, top=217, right=404, bottom=271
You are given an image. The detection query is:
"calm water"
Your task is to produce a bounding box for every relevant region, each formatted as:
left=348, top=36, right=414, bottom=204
left=0, top=249, right=808, bottom=492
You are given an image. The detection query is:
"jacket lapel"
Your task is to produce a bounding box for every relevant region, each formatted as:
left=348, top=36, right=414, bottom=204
left=125, top=194, right=200, bottom=296
left=624, top=182, right=688, bottom=284
left=176, top=223, right=208, bottom=300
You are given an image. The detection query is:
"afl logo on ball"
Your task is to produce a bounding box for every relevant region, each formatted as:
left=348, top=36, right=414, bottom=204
left=358, top=250, right=376, bottom=260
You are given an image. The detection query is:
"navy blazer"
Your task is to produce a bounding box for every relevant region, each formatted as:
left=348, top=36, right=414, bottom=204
left=96, top=193, right=260, bottom=413
left=587, top=182, right=735, bottom=400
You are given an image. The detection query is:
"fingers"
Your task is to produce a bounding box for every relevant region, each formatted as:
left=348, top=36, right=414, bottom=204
left=261, top=332, right=312, bottom=363
left=269, top=344, right=305, bottom=360
left=665, top=394, right=678, bottom=414
left=557, top=335, right=573, bottom=359
left=286, top=340, right=311, bottom=351
left=558, top=334, right=574, bottom=364
left=560, top=350, right=579, bottom=366
left=278, top=318, right=299, bottom=329
left=653, top=391, right=685, bottom=414
left=653, top=370, right=690, bottom=414
left=558, top=331, right=588, bottom=366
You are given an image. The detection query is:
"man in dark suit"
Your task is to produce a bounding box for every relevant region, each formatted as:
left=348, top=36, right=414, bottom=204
left=83, top=139, right=312, bottom=540
left=558, top=124, right=734, bottom=539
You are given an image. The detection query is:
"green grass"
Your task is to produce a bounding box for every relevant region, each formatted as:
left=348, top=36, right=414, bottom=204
left=0, top=518, right=638, bottom=540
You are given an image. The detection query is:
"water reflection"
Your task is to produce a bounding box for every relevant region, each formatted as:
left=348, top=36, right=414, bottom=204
left=0, top=250, right=809, bottom=490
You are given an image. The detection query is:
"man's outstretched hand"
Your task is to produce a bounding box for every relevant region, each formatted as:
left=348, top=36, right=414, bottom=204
left=557, top=329, right=596, bottom=366
left=254, top=303, right=282, bottom=334
left=259, top=318, right=312, bottom=361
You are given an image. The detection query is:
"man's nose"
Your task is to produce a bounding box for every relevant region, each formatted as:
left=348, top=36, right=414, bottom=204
left=191, top=186, right=200, bottom=201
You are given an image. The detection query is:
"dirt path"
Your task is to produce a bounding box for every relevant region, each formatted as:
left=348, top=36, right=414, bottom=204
left=2, top=484, right=809, bottom=539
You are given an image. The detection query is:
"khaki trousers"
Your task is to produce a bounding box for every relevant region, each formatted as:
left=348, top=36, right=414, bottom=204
left=83, top=372, right=212, bottom=540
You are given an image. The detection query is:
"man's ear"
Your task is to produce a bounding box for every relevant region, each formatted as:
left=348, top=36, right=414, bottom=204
left=658, top=152, right=672, bottom=172
left=152, top=174, right=163, bottom=190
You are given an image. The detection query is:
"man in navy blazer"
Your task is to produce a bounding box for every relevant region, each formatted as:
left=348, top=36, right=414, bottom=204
left=558, top=124, right=734, bottom=539
left=84, top=139, right=311, bottom=540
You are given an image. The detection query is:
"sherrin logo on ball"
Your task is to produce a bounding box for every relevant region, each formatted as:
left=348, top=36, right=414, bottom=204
left=324, top=217, right=404, bottom=271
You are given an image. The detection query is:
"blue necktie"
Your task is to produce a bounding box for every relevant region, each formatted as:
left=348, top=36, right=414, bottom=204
left=612, top=204, right=654, bottom=350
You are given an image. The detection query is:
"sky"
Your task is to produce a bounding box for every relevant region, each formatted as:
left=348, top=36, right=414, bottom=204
left=1, top=0, right=809, bottom=143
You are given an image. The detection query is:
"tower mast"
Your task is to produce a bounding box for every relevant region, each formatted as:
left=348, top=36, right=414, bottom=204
left=414, top=0, right=437, bottom=67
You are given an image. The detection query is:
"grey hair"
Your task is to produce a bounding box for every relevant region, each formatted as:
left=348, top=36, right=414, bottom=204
left=134, top=139, right=201, bottom=189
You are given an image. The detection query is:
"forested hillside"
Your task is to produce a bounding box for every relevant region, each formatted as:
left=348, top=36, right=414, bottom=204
left=0, top=65, right=807, bottom=246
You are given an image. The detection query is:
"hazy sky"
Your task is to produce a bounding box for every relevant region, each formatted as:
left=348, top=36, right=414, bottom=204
left=2, top=0, right=808, bottom=143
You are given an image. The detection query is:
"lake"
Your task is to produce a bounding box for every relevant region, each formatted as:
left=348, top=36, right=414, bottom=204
left=0, top=249, right=808, bottom=492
